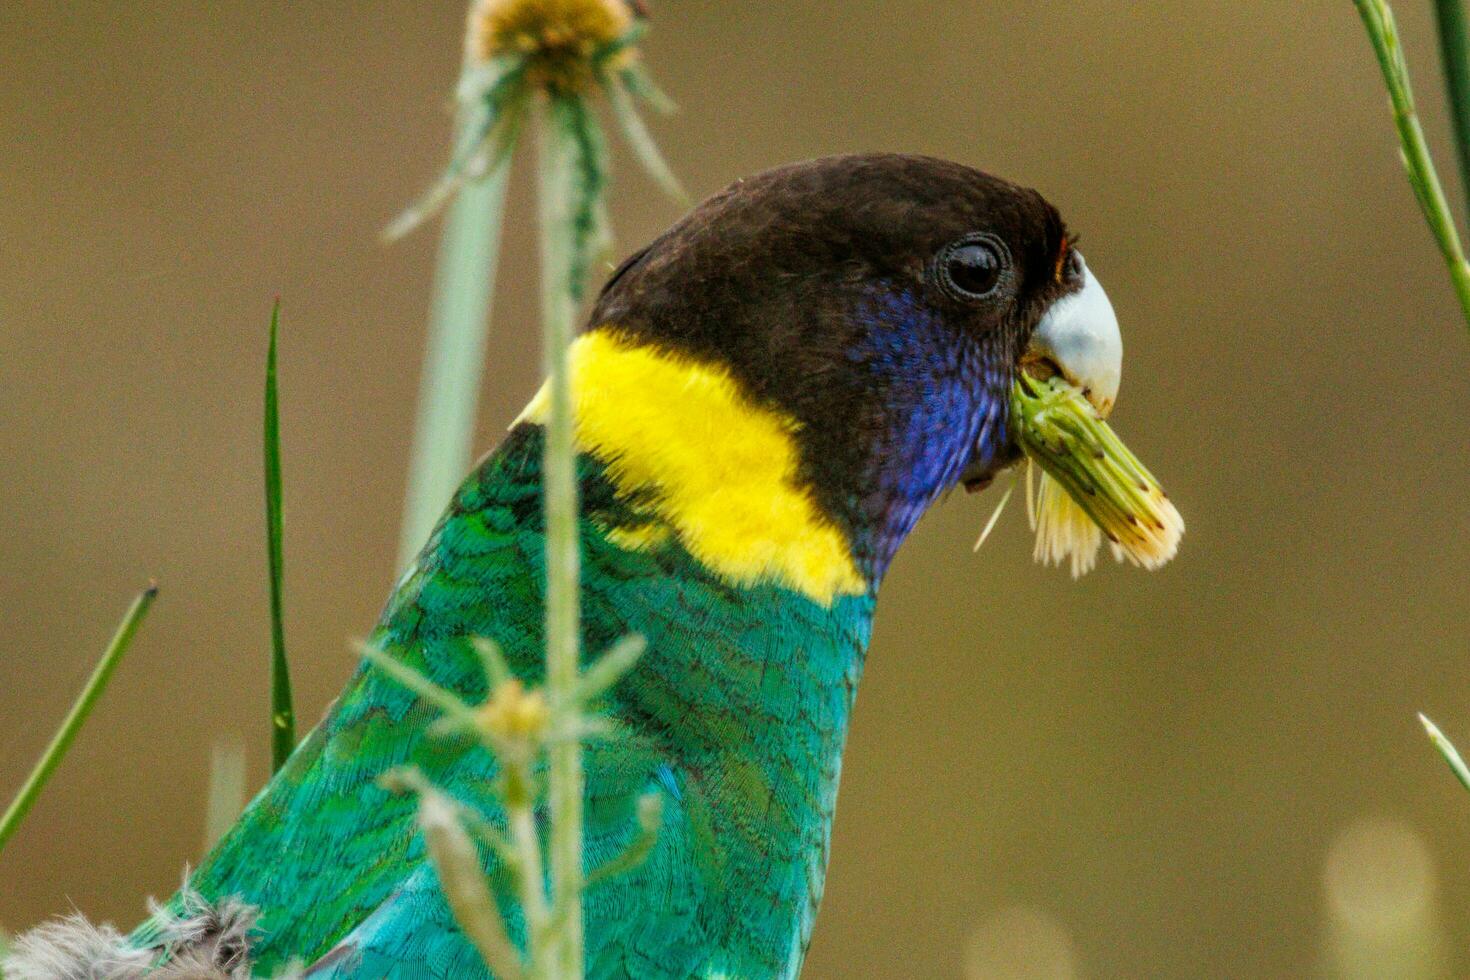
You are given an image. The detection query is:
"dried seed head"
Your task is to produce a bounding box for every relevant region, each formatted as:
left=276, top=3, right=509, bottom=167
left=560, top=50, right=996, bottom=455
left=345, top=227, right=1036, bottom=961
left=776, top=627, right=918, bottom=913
left=469, top=0, right=634, bottom=94
left=1011, top=375, right=1183, bottom=576
left=476, top=679, right=551, bottom=741
left=1031, top=461, right=1104, bottom=578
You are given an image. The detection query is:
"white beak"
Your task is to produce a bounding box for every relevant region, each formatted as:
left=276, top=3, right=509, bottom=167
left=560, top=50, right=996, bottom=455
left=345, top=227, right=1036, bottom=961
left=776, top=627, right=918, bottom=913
left=1028, top=253, right=1122, bottom=416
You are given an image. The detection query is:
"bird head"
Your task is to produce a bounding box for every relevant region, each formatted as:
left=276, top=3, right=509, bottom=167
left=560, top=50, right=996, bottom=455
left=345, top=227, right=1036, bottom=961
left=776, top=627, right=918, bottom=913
left=558, top=153, right=1122, bottom=601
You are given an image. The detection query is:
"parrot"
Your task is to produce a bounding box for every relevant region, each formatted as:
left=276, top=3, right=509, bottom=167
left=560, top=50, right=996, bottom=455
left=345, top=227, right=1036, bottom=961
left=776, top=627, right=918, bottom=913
left=12, top=153, right=1127, bottom=979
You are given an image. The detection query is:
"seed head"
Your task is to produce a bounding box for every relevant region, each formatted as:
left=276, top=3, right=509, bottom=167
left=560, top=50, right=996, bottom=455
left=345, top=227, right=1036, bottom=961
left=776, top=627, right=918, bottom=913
left=476, top=679, right=551, bottom=741
left=1010, top=375, right=1183, bottom=577
left=469, top=0, right=634, bottom=94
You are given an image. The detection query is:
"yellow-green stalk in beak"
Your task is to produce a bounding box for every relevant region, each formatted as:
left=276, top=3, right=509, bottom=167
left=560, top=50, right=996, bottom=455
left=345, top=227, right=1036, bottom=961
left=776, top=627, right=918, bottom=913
left=1009, top=374, right=1183, bottom=577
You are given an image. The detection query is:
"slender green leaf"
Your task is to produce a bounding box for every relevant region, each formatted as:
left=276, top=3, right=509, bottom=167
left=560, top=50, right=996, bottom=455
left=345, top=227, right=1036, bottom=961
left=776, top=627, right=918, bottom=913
left=396, top=161, right=513, bottom=567
left=1420, top=713, right=1470, bottom=793
left=264, top=300, right=295, bottom=772
left=418, top=789, right=526, bottom=980
left=203, top=736, right=247, bottom=852
left=358, top=641, right=478, bottom=726
left=594, top=21, right=649, bottom=68
left=382, top=766, right=519, bottom=870
left=0, top=585, right=157, bottom=858
left=1433, top=0, right=1470, bottom=212
left=539, top=95, right=590, bottom=978
left=607, top=77, right=688, bottom=205
left=575, top=634, right=647, bottom=704
left=472, top=636, right=514, bottom=690
left=1353, top=0, right=1470, bottom=335
left=619, top=63, right=677, bottom=115
left=384, top=66, right=528, bottom=243
left=456, top=800, right=518, bottom=870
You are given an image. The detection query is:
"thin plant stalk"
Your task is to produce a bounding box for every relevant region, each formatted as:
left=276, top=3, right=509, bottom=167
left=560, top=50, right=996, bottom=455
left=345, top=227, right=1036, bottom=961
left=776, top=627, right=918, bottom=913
left=506, top=779, right=552, bottom=963
left=1354, top=0, right=1470, bottom=335
left=417, top=790, right=526, bottom=980
left=396, top=164, right=511, bottom=568
left=381, top=6, right=682, bottom=974
left=1420, top=713, right=1470, bottom=793
left=1356, top=1, right=1470, bottom=793
left=537, top=96, right=586, bottom=977
left=0, top=585, right=158, bottom=858
left=264, top=300, right=295, bottom=772
left=1433, top=0, right=1470, bottom=209
left=203, top=736, right=247, bottom=853
left=605, top=80, right=688, bottom=206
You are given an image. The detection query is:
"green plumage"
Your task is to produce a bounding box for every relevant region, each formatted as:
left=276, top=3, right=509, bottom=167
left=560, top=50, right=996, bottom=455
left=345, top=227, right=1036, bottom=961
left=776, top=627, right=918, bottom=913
left=116, top=153, right=1082, bottom=977
left=163, top=425, right=874, bottom=977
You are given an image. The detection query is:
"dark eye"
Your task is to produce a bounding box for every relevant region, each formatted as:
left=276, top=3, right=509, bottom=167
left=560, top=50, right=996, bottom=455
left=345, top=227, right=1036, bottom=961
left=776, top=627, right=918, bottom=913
left=937, top=234, right=1010, bottom=301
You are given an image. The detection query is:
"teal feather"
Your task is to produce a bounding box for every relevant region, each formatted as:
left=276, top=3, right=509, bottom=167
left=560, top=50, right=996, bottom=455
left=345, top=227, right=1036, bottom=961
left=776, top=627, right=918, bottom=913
left=143, top=424, right=874, bottom=978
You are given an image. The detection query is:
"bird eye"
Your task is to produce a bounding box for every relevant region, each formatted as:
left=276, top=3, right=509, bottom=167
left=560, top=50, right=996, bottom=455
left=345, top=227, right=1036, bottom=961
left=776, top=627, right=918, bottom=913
left=937, top=234, right=1010, bottom=302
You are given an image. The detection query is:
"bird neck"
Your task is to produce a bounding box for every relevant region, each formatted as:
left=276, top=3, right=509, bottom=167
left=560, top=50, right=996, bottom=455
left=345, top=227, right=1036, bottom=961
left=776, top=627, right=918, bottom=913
left=515, top=311, right=999, bottom=601
left=517, top=328, right=869, bottom=606
left=838, top=288, right=1007, bottom=578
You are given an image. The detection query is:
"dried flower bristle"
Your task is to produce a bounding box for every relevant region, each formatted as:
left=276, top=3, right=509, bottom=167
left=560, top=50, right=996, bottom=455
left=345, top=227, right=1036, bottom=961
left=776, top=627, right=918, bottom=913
left=469, top=0, right=634, bottom=94
left=1028, top=459, right=1104, bottom=577
left=1011, top=375, right=1183, bottom=577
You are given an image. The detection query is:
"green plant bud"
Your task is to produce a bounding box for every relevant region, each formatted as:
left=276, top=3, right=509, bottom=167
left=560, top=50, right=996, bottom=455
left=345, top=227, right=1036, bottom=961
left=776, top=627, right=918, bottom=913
left=1011, top=375, right=1183, bottom=577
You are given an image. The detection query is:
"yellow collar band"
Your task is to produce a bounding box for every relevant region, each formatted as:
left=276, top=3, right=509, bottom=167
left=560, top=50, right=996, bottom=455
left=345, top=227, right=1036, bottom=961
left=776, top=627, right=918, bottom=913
left=516, top=329, right=867, bottom=606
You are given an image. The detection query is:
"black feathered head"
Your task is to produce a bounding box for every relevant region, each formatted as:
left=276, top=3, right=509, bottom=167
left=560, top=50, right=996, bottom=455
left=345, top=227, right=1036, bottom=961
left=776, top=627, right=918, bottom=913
left=572, top=153, right=1122, bottom=593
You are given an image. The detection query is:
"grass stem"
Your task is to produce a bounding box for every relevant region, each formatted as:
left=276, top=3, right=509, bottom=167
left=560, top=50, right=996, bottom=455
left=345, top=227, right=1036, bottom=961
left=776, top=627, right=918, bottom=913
left=418, top=789, right=527, bottom=980
left=382, top=9, right=681, bottom=975
left=537, top=95, right=586, bottom=979
left=0, top=585, right=158, bottom=858
left=397, top=164, right=511, bottom=568
left=264, top=300, right=295, bottom=772
left=202, top=736, right=247, bottom=853
left=1354, top=0, right=1470, bottom=335
left=507, top=776, right=552, bottom=965
left=1420, top=713, right=1470, bottom=793
left=1433, top=0, right=1470, bottom=210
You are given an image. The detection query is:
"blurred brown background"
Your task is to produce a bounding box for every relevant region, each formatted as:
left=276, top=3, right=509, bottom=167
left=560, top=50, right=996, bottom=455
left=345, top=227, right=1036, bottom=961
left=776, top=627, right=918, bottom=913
left=3, top=2, right=1469, bottom=977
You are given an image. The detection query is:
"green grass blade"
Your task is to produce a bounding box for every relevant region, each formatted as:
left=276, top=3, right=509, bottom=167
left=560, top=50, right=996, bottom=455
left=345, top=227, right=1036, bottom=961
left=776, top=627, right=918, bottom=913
left=1419, top=713, right=1470, bottom=793
left=606, top=77, right=688, bottom=206
left=203, top=736, right=247, bottom=853
left=554, top=94, right=610, bottom=303
left=357, top=642, right=477, bottom=724
left=418, top=789, right=526, bottom=980
left=0, top=585, right=158, bottom=858
left=265, top=300, right=295, bottom=772
left=396, top=162, right=512, bottom=568
left=1353, top=0, right=1470, bottom=336
left=1434, top=0, right=1470, bottom=211
left=576, top=634, right=646, bottom=704
left=539, top=94, right=590, bottom=978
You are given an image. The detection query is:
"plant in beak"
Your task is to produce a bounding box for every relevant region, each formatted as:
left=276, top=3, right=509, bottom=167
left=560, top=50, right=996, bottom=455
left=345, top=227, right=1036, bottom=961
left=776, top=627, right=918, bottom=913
left=1002, top=373, right=1183, bottom=578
